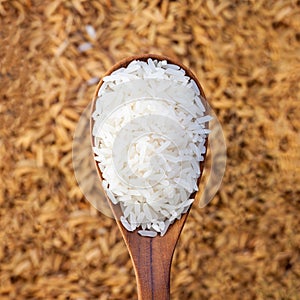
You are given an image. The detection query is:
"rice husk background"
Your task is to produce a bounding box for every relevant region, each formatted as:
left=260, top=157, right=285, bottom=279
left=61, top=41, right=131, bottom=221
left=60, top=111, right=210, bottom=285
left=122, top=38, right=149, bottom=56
left=0, top=0, right=299, bottom=299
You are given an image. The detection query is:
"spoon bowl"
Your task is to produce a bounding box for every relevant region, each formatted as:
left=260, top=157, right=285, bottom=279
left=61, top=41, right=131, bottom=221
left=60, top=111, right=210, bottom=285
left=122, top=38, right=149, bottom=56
left=91, top=54, right=208, bottom=300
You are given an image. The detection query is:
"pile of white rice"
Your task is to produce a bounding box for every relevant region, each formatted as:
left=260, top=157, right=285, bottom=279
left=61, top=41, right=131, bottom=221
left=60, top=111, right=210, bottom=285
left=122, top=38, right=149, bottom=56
left=92, top=58, right=211, bottom=237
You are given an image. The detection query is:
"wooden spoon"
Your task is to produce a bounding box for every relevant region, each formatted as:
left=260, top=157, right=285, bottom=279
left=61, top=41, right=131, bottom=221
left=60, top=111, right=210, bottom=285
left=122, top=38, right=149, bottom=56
left=90, top=54, right=208, bottom=300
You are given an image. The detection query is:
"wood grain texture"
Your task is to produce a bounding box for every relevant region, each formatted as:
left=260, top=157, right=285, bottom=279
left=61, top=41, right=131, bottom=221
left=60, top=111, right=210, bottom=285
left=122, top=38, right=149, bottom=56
left=91, top=54, right=208, bottom=300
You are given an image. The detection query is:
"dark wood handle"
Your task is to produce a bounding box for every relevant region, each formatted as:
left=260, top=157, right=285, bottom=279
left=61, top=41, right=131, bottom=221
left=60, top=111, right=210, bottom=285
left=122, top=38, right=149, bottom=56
left=118, top=216, right=188, bottom=300
left=132, top=237, right=172, bottom=300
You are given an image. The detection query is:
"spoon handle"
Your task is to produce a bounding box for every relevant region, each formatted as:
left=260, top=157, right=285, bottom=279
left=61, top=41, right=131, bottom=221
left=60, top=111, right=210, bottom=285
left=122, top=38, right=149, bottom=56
left=119, top=217, right=186, bottom=300
left=129, top=235, right=172, bottom=300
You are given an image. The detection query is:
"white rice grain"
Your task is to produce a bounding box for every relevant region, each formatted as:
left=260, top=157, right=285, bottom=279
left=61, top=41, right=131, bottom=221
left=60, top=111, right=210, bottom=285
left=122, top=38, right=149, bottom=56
left=160, top=220, right=170, bottom=236
left=138, top=230, right=158, bottom=237
left=120, top=216, right=133, bottom=232
left=86, top=25, right=97, bottom=39
left=78, top=42, right=92, bottom=52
